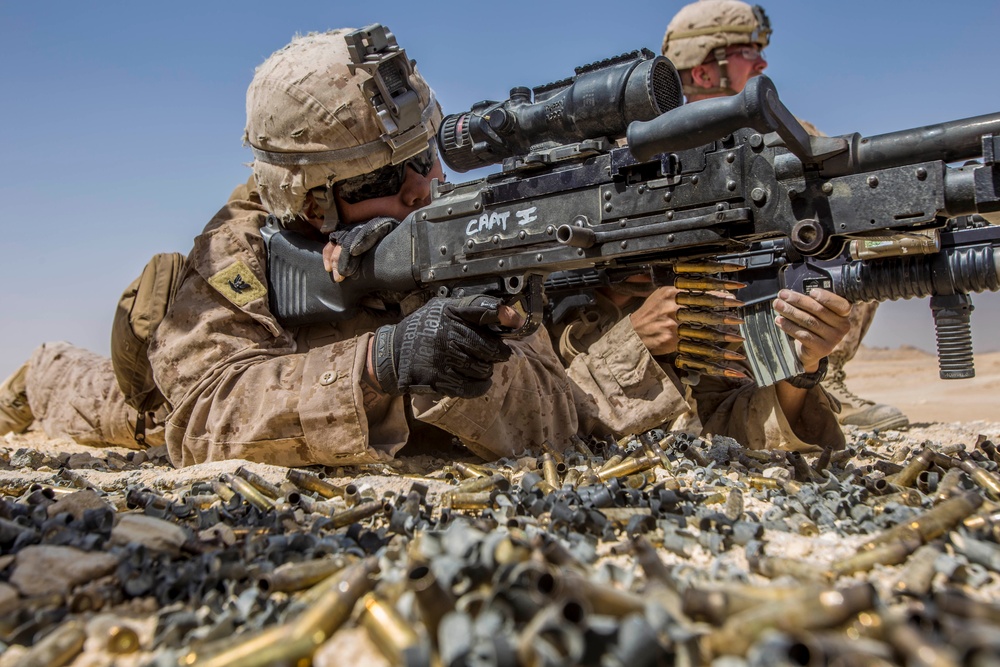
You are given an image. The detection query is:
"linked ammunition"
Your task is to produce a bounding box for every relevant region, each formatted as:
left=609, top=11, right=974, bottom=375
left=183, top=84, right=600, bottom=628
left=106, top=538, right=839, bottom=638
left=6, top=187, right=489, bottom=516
left=286, top=469, right=346, bottom=498
left=234, top=466, right=281, bottom=499
left=673, top=260, right=744, bottom=273
left=674, top=276, right=747, bottom=291
left=675, top=355, right=748, bottom=379
left=677, top=324, right=745, bottom=344
left=677, top=340, right=746, bottom=361
left=676, top=292, right=745, bottom=309
left=675, top=309, right=745, bottom=327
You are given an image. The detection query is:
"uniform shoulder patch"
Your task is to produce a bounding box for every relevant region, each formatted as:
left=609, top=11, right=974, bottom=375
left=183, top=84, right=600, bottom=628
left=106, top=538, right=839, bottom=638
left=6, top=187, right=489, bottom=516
left=208, top=260, right=267, bottom=307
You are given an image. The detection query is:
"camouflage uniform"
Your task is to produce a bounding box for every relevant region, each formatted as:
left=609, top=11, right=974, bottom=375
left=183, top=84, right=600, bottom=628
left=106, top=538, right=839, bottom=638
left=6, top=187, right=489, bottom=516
left=6, top=343, right=163, bottom=449
left=550, top=294, right=845, bottom=452
left=147, top=180, right=578, bottom=467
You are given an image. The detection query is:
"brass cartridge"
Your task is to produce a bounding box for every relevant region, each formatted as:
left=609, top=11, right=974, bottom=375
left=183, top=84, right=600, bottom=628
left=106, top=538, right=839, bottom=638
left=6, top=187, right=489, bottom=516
left=107, top=624, right=141, bottom=654
left=703, top=584, right=876, bottom=658
left=258, top=555, right=357, bottom=594
left=286, top=469, right=346, bottom=498
left=677, top=324, right=744, bottom=344
left=450, top=473, right=510, bottom=495
left=887, top=446, right=936, bottom=488
left=677, top=340, right=746, bottom=361
left=674, top=276, right=747, bottom=291
left=595, top=455, right=657, bottom=482
left=830, top=530, right=923, bottom=577
left=541, top=452, right=560, bottom=489
left=862, top=490, right=982, bottom=551
left=676, top=292, right=745, bottom=309
left=407, top=562, right=455, bottom=642
left=676, top=309, right=745, bottom=327
left=15, top=619, right=86, bottom=667
left=934, top=468, right=966, bottom=502
left=210, top=479, right=236, bottom=503
left=892, top=541, right=944, bottom=597
left=673, top=260, right=744, bottom=273
left=235, top=466, right=281, bottom=499
left=956, top=455, right=1000, bottom=500
left=454, top=462, right=488, bottom=479
left=330, top=500, right=383, bottom=529
left=221, top=473, right=273, bottom=512
left=359, top=592, right=430, bottom=667
left=446, top=492, right=493, bottom=511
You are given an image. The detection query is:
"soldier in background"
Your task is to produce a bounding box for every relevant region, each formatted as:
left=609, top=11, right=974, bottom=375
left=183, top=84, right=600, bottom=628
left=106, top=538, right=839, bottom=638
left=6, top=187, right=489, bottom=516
left=661, top=0, right=909, bottom=431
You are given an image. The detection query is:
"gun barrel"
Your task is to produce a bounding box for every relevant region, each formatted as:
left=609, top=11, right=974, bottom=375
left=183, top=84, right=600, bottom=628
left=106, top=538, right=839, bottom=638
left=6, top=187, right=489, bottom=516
left=853, top=112, right=1000, bottom=173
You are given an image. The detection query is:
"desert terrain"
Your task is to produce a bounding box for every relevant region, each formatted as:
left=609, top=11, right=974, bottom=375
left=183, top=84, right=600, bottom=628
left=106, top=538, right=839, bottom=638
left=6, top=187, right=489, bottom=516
left=1, top=345, right=999, bottom=666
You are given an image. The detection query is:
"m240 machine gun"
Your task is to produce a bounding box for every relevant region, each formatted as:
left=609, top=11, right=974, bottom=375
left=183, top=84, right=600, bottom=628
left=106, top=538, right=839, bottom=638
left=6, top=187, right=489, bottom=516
left=263, top=47, right=1000, bottom=385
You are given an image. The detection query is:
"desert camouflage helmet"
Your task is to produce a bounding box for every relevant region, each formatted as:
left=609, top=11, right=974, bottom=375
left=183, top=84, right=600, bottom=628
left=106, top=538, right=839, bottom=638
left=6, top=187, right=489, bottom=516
left=662, top=0, right=771, bottom=71
left=244, top=25, right=442, bottom=224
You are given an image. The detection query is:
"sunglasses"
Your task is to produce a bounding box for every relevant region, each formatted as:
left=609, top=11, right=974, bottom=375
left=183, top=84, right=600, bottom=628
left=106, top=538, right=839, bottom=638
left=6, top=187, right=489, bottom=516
left=724, top=46, right=766, bottom=62
left=334, top=140, right=438, bottom=204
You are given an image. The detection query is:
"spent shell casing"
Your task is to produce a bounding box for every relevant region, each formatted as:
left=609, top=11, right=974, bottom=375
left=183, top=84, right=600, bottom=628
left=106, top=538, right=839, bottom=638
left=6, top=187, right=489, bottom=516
left=359, top=592, right=429, bottom=667
left=787, top=451, right=816, bottom=483
left=541, top=452, right=560, bottom=489
left=676, top=442, right=711, bottom=467
left=863, top=490, right=983, bottom=551
left=570, top=434, right=595, bottom=458
left=343, top=484, right=362, bottom=507
left=445, top=492, right=493, bottom=510
left=15, top=618, right=86, bottom=667
left=291, top=557, right=379, bottom=643
left=286, top=469, right=346, bottom=498
left=677, top=340, right=746, bottom=362
left=596, top=454, right=625, bottom=473
left=934, top=588, right=1000, bottom=624
left=646, top=436, right=674, bottom=471
left=682, top=584, right=818, bottom=625
left=210, top=479, right=236, bottom=503
left=407, top=562, right=455, bottom=642
left=892, top=541, right=944, bottom=597
left=678, top=324, right=744, bottom=344
left=330, top=500, right=383, bottom=529
left=676, top=292, right=746, bottom=309
left=935, top=468, right=966, bottom=502
left=673, top=260, right=744, bottom=274
left=562, top=468, right=582, bottom=488
left=676, top=309, right=745, bottom=326
left=107, top=624, right=141, bottom=654
left=957, top=455, right=1000, bottom=500
left=747, top=475, right=782, bottom=490
left=750, top=555, right=831, bottom=583
left=830, top=530, right=923, bottom=577
left=704, top=583, right=876, bottom=658
left=234, top=466, right=282, bottom=499
left=887, top=446, right=936, bottom=488
left=258, top=555, right=357, bottom=594
left=450, top=472, right=510, bottom=495
left=869, top=490, right=923, bottom=513
left=562, top=572, right=645, bottom=617
left=221, top=473, right=273, bottom=512
left=454, top=462, right=489, bottom=479
left=675, top=355, right=748, bottom=379
left=540, top=439, right=565, bottom=464
left=596, top=455, right=657, bottom=482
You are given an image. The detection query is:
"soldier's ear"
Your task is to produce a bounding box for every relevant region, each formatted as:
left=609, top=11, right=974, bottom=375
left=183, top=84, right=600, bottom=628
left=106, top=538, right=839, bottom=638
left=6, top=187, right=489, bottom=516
left=690, top=64, right=714, bottom=89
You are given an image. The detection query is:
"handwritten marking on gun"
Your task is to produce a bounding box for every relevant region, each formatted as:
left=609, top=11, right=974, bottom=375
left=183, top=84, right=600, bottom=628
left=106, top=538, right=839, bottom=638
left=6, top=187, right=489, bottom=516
left=466, top=207, right=539, bottom=237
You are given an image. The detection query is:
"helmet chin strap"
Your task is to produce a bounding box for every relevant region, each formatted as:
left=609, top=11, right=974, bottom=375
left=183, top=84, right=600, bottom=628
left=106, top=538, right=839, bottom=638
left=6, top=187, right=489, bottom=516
left=683, top=47, right=739, bottom=98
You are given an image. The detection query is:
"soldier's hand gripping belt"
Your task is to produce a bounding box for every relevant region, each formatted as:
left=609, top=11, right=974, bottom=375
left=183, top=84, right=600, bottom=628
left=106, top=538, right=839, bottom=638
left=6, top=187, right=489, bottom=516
left=372, top=296, right=512, bottom=399
left=329, top=217, right=399, bottom=279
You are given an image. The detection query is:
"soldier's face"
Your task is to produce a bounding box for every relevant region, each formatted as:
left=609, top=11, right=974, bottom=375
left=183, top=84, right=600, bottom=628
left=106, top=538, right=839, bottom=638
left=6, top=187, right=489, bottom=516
left=723, top=45, right=768, bottom=93
left=334, top=158, right=445, bottom=226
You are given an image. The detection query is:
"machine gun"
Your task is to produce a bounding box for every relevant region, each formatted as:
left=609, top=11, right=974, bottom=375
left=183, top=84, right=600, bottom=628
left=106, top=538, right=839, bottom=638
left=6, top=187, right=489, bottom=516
left=262, top=48, right=1000, bottom=385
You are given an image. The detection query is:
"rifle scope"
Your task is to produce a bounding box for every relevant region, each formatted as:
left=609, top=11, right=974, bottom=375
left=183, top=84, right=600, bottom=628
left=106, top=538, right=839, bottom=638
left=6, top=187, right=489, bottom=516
left=439, top=49, right=682, bottom=173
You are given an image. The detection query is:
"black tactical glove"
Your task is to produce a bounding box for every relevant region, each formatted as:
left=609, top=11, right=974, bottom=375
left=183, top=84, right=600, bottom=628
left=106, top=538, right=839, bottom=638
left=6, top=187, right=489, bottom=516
left=371, top=295, right=513, bottom=399
left=328, top=216, right=399, bottom=279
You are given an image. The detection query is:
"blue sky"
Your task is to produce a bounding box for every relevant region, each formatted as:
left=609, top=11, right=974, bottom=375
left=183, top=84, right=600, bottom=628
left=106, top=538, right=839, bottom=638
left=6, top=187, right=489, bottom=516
left=2, top=0, right=999, bottom=377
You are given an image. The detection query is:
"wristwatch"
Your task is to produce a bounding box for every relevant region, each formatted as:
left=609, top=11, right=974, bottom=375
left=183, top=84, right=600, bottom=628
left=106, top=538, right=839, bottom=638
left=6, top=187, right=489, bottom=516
left=784, top=357, right=828, bottom=389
